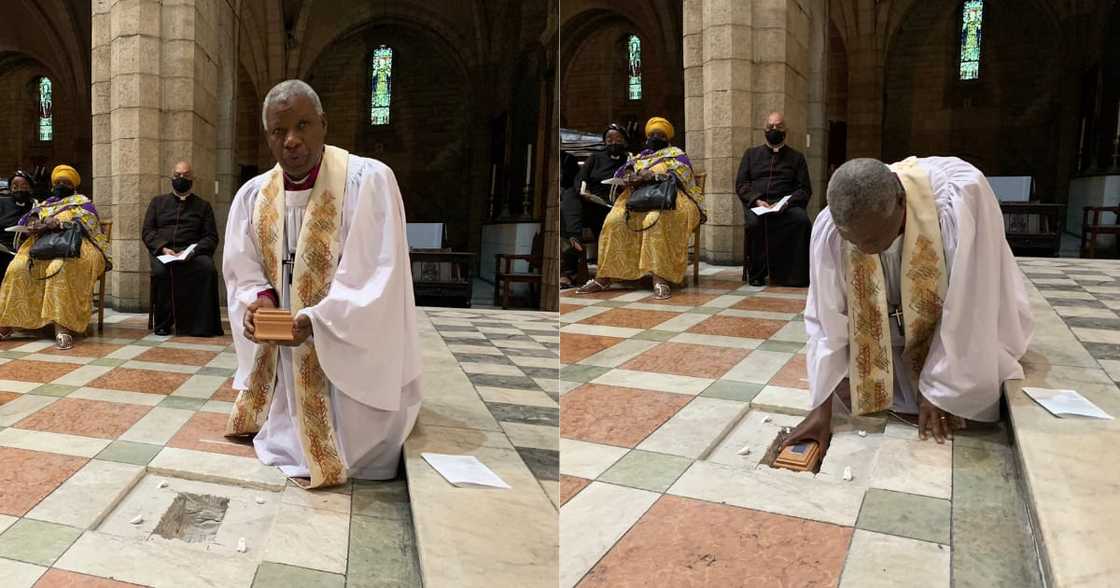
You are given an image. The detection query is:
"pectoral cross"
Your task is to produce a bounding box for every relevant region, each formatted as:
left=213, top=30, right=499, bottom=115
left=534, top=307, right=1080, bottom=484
left=889, top=307, right=904, bottom=336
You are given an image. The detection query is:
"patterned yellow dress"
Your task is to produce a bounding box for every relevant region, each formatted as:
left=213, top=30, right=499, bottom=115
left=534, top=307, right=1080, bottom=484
left=595, top=146, right=703, bottom=284
left=0, top=195, right=111, bottom=333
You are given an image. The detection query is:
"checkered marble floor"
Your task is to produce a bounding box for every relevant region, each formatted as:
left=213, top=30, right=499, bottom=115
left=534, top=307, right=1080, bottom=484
left=558, top=265, right=1041, bottom=588
left=426, top=308, right=560, bottom=497
left=0, top=309, right=419, bottom=587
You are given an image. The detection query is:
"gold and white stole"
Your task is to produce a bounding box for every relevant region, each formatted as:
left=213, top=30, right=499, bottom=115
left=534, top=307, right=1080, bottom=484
left=226, top=145, right=350, bottom=489
left=845, top=157, right=948, bottom=415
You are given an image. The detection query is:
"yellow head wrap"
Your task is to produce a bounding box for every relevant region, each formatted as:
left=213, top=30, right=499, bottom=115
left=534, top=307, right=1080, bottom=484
left=644, top=117, right=675, bottom=141
left=51, top=165, right=81, bottom=188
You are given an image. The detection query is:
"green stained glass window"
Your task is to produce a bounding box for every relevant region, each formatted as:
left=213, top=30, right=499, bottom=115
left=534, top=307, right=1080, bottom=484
left=627, top=34, right=642, bottom=101
left=38, top=77, right=52, bottom=141
left=959, top=0, right=983, bottom=80
left=370, top=46, right=393, bottom=126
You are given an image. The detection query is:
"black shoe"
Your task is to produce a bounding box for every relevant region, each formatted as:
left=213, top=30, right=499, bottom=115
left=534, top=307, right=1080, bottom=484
left=155, top=328, right=171, bottom=336
left=749, top=279, right=766, bottom=287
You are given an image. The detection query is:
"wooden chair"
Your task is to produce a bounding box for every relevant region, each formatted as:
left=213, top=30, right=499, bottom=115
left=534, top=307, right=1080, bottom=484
left=689, top=173, right=707, bottom=286
left=95, top=221, right=112, bottom=334
left=1080, top=206, right=1120, bottom=258
left=494, top=232, right=543, bottom=309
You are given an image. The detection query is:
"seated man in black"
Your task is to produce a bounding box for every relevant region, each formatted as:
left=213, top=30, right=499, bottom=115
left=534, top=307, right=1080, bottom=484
left=735, top=111, right=812, bottom=287
left=141, top=160, right=223, bottom=337
left=0, top=171, right=36, bottom=282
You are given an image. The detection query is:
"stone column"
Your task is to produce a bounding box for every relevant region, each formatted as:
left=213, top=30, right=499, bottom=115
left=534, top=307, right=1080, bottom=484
left=805, top=0, right=829, bottom=216
left=93, top=0, right=223, bottom=312
left=685, top=0, right=811, bottom=265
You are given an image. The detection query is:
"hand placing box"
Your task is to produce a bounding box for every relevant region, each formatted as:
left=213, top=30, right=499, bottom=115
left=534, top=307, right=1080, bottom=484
left=254, top=308, right=295, bottom=343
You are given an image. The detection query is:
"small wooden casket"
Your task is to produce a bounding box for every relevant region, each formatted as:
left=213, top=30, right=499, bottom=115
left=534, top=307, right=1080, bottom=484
left=254, top=308, right=294, bottom=343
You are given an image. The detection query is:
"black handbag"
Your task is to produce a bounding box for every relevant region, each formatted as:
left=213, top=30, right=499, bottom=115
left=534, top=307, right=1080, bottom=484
left=625, top=175, right=677, bottom=232
left=29, top=222, right=83, bottom=260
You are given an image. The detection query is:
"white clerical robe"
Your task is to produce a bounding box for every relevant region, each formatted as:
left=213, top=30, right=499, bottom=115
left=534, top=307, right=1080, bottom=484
left=223, top=154, right=422, bottom=480
left=805, top=156, right=1033, bottom=421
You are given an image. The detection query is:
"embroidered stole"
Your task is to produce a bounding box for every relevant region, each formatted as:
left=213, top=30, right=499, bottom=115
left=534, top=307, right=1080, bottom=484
left=226, top=145, right=350, bottom=488
left=846, top=157, right=948, bottom=415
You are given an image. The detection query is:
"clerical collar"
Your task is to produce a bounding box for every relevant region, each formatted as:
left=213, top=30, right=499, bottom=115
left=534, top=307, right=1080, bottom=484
left=766, top=143, right=785, bottom=153
left=174, top=192, right=190, bottom=201
left=283, top=159, right=322, bottom=191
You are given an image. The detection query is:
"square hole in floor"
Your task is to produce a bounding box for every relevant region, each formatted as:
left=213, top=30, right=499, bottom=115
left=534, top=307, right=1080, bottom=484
left=153, top=492, right=229, bottom=543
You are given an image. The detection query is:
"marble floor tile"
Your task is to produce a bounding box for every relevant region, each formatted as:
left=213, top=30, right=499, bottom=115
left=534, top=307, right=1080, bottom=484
left=650, top=312, right=710, bottom=333
left=629, top=329, right=678, bottom=341
left=667, top=332, right=763, bottom=349
left=169, top=374, right=227, bottom=399
left=486, top=402, right=558, bottom=427
left=263, top=502, right=350, bottom=573
left=23, top=353, right=93, bottom=366
left=580, top=308, right=682, bottom=330
left=0, top=447, right=87, bottom=516
left=636, top=397, right=748, bottom=459
left=133, top=347, right=217, bottom=366
left=502, top=422, right=559, bottom=451
left=94, top=440, right=162, bottom=466
left=668, top=461, right=866, bottom=527
left=0, top=380, right=40, bottom=394
left=560, top=384, right=690, bottom=447
left=26, top=384, right=75, bottom=398
left=560, top=323, right=643, bottom=340
left=517, top=447, right=559, bottom=481
left=0, top=391, right=17, bottom=406
left=720, top=350, right=794, bottom=384
left=622, top=302, right=695, bottom=313
left=840, top=530, right=949, bottom=588
left=119, top=360, right=200, bottom=375
left=147, top=447, right=288, bottom=490
left=253, top=562, right=345, bottom=588
left=460, top=361, right=526, bottom=377
left=639, top=292, right=718, bottom=307
left=869, top=437, right=952, bottom=500
left=732, top=295, right=807, bottom=313
left=0, top=518, right=81, bottom=566
left=507, top=354, right=560, bottom=369
left=0, top=557, right=45, bottom=587
left=620, top=342, right=751, bottom=379
left=465, top=372, right=539, bottom=390
left=686, top=315, right=786, bottom=339
left=750, top=385, right=813, bottom=415
left=67, top=387, right=163, bottom=407
left=719, top=308, right=800, bottom=320
left=591, top=368, right=713, bottom=396
left=580, top=495, right=851, bottom=588
left=167, top=411, right=257, bottom=458
left=770, top=320, right=808, bottom=343
left=579, top=339, right=659, bottom=368
left=559, top=481, right=659, bottom=588
left=598, top=450, right=693, bottom=493
left=559, top=365, right=611, bottom=384
left=706, top=410, right=803, bottom=468
left=1039, top=289, right=1095, bottom=300
left=856, top=488, right=950, bottom=545
left=32, top=569, right=147, bottom=588
left=86, top=368, right=190, bottom=395
left=347, top=512, right=422, bottom=587
left=13, top=398, right=149, bottom=440
left=103, top=345, right=148, bottom=361
left=560, top=475, right=591, bottom=505
left=816, top=429, right=884, bottom=483
left=558, top=438, right=629, bottom=479
left=768, top=354, right=810, bottom=389
left=0, top=360, right=79, bottom=384
left=9, top=341, right=54, bottom=353
left=1053, top=305, right=1118, bottom=319
left=612, top=290, right=654, bottom=302
left=26, top=460, right=144, bottom=529
left=0, top=428, right=110, bottom=458
left=475, top=386, right=558, bottom=408
left=1071, top=326, right=1120, bottom=345
left=446, top=343, right=504, bottom=356
left=700, top=380, right=765, bottom=403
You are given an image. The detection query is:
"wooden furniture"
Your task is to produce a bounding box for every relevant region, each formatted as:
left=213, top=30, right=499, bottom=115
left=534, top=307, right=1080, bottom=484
left=998, top=202, right=1063, bottom=257
left=410, top=250, right=475, bottom=307
left=494, top=233, right=543, bottom=309
left=253, top=309, right=294, bottom=342
left=95, top=221, right=112, bottom=334
left=689, top=173, right=707, bottom=286
left=1080, top=206, right=1120, bottom=258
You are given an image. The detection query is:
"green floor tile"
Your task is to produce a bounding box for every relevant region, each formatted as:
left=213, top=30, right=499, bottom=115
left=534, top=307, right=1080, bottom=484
left=690, top=306, right=724, bottom=315
left=347, top=514, right=422, bottom=588
left=593, top=300, right=630, bottom=308
left=0, top=351, right=29, bottom=360
left=702, top=380, right=764, bottom=403
left=352, top=479, right=411, bottom=521
left=630, top=329, right=676, bottom=342
left=252, top=562, right=344, bottom=588
left=197, top=366, right=236, bottom=377
left=598, top=450, right=692, bottom=492
left=90, top=358, right=127, bottom=367
left=559, top=364, right=609, bottom=383
left=856, top=488, right=951, bottom=545
left=96, top=440, right=162, bottom=466
left=30, top=384, right=77, bottom=398
left=0, top=519, right=81, bottom=566
left=757, top=340, right=805, bottom=353
left=159, top=396, right=207, bottom=411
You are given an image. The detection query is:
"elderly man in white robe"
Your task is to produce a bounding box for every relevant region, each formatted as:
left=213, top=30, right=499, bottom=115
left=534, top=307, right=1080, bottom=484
left=223, top=79, right=421, bottom=488
left=785, top=157, right=1033, bottom=449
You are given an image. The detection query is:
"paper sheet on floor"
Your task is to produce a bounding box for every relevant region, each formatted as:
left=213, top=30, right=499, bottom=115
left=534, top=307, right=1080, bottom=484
left=1023, top=387, right=1114, bottom=420
left=421, top=453, right=511, bottom=489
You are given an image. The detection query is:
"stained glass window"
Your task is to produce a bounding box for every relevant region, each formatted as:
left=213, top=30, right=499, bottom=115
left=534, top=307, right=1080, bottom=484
left=38, top=77, right=53, bottom=141
left=959, top=0, right=984, bottom=80
left=370, top=46, right=393, bottom=126
left=627, top=34, right=642, bottom=101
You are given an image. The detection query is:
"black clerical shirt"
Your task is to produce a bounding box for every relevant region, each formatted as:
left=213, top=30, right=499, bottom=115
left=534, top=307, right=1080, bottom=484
left=575, top=151, right=628, bottom=198
left=734, top=144, right=811, bottom=209
left=0, top=196, right=32, bottom=248
left=141, top=193, right=219, bottom=257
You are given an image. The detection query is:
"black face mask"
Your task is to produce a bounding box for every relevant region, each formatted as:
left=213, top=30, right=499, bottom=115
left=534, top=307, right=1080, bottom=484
left=645, top=137, right=669, bottom=151
left=765, top=129, right=786, bottom=145
left=52, top=185, right=74, bottom=199
left=10, top=191, right=30, bottom=203
left=606, top=143, right=627, bottom=157
left=172, top=177, right=193, bottom=194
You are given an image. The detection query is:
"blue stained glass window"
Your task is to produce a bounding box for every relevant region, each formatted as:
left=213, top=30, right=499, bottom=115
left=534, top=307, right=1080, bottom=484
left=959, top=0, right=984, bottom=80
left=370, top=46, right=393, bottom=126
left=38, top=77, right=52, bottom=141
left=627, top=35, right=642, bottom=100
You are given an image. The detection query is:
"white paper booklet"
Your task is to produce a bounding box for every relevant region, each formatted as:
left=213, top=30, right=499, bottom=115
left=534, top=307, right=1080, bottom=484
left=1023, top=387, right=1114, bottom=420
left=157, top=243, right=197, bottom=265
left=751, top=194, right=793, bottom=216
left=421, top=453, right=511, bottom=489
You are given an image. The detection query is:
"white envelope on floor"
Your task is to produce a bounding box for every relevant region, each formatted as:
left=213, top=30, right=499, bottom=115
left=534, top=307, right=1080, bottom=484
left=1023, top=387, right=1114, bottom=420
left=421, top=453, right=511, bottom=489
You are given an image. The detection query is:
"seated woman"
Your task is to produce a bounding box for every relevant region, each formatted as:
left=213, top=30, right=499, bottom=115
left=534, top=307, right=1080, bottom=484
left=0, top=165, right=112, bottom=350
left=576, top=116, right=703, bottom=300
left=0, top=171, right=36, bottom=281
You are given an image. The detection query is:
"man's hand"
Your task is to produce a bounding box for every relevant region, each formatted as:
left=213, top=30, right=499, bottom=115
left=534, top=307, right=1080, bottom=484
left=754, top=199, right=772, bottom=210
left=162, top=247, right=177, bottom=256
left=277, top=315, right=313, bottom=347
left=242, top=295, right=276, bottom=344
left=783, top=400, right=832, bottom=452
left=918, top=396, right=964, bottom=443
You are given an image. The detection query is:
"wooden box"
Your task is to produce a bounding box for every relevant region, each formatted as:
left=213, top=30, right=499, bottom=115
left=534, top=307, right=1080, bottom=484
left=772, top=441, right=821, bottom=473
left=255, top=308, right=294, bottom=342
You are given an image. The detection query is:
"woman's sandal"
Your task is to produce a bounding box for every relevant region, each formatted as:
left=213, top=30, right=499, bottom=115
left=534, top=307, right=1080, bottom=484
left=55, top=332, right=73, bottom=351
left=0, top=329, right=13, bottom=341
left=575, top=279, right=608, bottom=295
left=653, top=283, right=672, bottom=300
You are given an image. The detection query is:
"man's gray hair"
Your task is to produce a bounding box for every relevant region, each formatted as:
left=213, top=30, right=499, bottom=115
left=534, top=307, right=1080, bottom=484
left=827, top=158, right=901, bottom=227
left=261, top=79, right=323, bottom=130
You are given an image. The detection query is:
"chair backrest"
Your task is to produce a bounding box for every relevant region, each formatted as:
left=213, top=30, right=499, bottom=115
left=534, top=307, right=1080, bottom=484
left=99, top=220, right=113, bottom=242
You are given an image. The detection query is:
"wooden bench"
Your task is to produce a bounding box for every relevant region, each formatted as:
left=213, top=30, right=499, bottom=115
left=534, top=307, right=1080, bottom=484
left=410, top=250, right=475, bottom=308
left=94, top=221, right=112, bottom=334
left=997, top=203, right=1063, bottom=257
left=689, top=173, right=706, bottom=286
left=1080, top=206, right=1120, bottom=258
left=494, top=233, right=542, bottom=309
